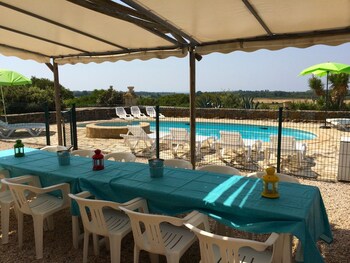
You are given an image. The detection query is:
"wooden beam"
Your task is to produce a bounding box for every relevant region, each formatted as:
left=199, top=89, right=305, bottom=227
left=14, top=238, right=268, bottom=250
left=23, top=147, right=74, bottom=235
left=53, top=62, right=63, bottom=146
left=0, top=1, right=128, bottom=50
left=0, top=25, right=89, bottom=53
left=67, top=0, right=183, bottom=46
left=121, top=0, right=199, bottom=45
left=242, top=0, right=273, bottom=36
left=189, top=49, right=196, bottom=168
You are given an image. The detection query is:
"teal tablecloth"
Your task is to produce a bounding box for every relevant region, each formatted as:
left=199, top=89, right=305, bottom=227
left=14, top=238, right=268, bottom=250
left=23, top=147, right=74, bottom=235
left=0, top=148, right=332, bottom=263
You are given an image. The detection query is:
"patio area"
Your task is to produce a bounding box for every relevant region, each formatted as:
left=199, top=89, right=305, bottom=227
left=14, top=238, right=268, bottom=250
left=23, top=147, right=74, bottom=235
left=0, top=137, right=349, bottom=262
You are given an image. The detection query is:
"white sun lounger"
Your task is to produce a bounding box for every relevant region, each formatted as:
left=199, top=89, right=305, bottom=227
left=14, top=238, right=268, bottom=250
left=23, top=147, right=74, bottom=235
left=145, top=106, right=165, bottom=118
left=130, top=106, right=148, bottom=119
left=326, top=118, right=350, bottom=131
left=0, top=120, right=45, bottom=138
left=115, top=107, right=134, bottom=120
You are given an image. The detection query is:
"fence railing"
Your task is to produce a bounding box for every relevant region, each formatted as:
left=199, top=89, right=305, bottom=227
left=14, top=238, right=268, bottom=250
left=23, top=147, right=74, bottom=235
left=129, top=106, right=350, bottom=182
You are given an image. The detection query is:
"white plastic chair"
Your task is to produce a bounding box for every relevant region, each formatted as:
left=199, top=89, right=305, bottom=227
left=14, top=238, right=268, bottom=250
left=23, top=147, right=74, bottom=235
left=265, top=135, right=307, bottom=168
left=215, top=131, right=262, bottom=161
left=130, top=106, right=148, bottom=119
left=120, top=207, right=209, bottom=263
left=71, top=149, right=94, bottom=158
left=115, top=107, right=134, bottom=120
left=69, top=192, right=148, bottom=263
left=164, top=159, right=193, bottom=169
left=145, top=106, right=165, bottom=118
left=1, top=176, right=70, bottom=259
left=198, top=165, right=241, bottom=175
left=40, top=145, right=68, bottom=152
left=185, top=222, right=280, bottom=263
left=104, top=152, right=136, bottom=162
left=0, top=169, right=13, bottom=244
left=247, top=171, right=300, bottom=184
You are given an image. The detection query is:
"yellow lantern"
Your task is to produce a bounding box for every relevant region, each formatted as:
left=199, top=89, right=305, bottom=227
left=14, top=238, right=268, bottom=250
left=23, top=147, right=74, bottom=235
left=261, top=166, right=279, bottom=198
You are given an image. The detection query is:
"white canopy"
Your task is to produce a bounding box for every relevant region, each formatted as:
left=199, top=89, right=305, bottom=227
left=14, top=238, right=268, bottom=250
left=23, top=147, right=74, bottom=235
left=1, top=0, right=349, bottom=65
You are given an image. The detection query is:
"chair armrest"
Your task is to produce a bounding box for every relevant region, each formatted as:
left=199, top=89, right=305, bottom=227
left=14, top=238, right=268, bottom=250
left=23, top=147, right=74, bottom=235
left=121, top=197, right=149, bottom=213
left=183, top=210, right=210, bottom=231
left=74, top=191, right=94, bottom=199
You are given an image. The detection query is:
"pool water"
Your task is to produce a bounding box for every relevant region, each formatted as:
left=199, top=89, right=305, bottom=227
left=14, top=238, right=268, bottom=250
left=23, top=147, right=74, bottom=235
left=95, top=121, right=316, bottom=142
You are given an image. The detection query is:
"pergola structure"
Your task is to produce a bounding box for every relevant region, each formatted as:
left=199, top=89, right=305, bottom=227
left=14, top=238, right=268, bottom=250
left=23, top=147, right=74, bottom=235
left=1, top=0, right=349, bottom=165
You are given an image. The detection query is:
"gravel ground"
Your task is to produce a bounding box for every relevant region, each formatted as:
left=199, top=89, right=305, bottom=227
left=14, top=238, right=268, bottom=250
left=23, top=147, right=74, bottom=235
left=0, top=141, right=349, bottom=262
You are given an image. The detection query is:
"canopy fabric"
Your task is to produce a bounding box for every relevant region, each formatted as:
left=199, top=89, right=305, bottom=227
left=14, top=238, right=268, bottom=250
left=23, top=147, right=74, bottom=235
left=0, top=0, right=349, bottom=65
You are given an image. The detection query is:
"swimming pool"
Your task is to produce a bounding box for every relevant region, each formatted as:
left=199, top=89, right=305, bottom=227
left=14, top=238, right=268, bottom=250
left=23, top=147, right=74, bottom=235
left=96, top=121, right=316, bottom=141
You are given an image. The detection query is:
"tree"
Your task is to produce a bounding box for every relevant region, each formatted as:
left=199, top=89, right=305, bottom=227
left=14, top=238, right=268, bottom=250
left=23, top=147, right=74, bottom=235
left=329, top=73, right=349, bottom=110
left=308, top=73, right=349, bottom=110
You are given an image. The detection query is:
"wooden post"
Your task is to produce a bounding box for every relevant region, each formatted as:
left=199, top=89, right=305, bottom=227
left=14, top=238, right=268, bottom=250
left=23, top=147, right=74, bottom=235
left=53, top=62, right=63, bottom=145
left=189, top=48, right=196, bottom=169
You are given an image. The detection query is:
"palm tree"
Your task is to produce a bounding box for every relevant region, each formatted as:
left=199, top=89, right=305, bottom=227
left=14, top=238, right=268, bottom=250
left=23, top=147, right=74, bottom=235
left=329, top=73, right=349, bottom=110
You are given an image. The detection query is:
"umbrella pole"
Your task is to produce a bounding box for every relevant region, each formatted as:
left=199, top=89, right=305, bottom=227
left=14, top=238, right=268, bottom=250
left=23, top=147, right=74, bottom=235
left=0, top=86, right=8, bottom=123
left=321, top=71, right=331, bottom=129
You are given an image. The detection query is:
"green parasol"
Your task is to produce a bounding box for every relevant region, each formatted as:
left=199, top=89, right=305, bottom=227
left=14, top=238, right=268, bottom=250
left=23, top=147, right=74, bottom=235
left=0, top=69, right=32, bottom=122
left=299, top=62, right=350, bottom=128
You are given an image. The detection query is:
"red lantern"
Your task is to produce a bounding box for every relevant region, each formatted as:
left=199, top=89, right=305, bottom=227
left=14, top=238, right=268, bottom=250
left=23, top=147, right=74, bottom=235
left=92, top=149, right=104, bottom=171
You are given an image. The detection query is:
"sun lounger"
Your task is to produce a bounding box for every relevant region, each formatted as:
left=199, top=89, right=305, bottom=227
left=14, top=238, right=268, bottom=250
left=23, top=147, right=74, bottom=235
left=0, top=120, right=45, bottom=138
left=326, top=118, right=350, bottom=131
left=265, top=135, right=307, bottom=168
left=115, top=107, right=134, bottom=120
left=130, top=106, right=148, bottom=119
left=214, top=131, right=262, bottom=161
left=145, top=106, right=165, bottom=118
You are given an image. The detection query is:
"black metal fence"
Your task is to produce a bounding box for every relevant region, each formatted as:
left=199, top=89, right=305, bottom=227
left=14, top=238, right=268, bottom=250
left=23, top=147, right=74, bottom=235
left=130, top=106, right=350, bottom=182
left=61, top=104, right=78, bottom=150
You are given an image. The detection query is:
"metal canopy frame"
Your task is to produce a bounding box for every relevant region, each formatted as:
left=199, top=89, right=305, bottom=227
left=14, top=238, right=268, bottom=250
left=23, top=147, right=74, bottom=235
left=1, top=0, right=349, bottom=162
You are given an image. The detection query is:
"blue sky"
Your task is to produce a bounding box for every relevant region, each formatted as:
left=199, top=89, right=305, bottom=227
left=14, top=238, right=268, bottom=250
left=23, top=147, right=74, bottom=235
left=1, top=43, right=349, bottom=93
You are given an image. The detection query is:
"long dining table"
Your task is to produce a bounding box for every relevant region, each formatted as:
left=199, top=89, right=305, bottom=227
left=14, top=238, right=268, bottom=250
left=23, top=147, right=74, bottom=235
left=0, top=148, right=332, bottom=263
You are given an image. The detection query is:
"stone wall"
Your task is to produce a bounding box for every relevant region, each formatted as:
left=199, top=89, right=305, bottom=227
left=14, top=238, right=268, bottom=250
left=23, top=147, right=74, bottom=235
left=3, top=106, right=350, bottom=123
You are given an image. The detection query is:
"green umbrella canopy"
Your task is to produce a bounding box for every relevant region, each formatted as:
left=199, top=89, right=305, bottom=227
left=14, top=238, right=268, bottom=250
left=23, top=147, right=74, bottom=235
left=0, top=69, right=32, bottom=122
left=0, top=69, right=32, bottom=86
left=299, top=62, right=350, bottom=77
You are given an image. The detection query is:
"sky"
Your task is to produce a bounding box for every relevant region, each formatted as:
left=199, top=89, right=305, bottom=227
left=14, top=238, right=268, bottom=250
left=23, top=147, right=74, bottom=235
left=1, top=43, right=350, bottom=93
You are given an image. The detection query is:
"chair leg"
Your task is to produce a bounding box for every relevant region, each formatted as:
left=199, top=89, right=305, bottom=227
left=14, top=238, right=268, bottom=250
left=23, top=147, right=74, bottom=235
left=93, top=234, right=100, bottom=255
left=46, top=215, right=54, bottom=231
left=149, top=252, right=159, bottom=263
left=167, top=254, right=180, bottom=263
left=134, top=245, right=141, bottom=263
left=1, top=202, right=11, bottom=244
left=33, top=216, right=44, bottom=259
left=83, top=230, right=90, bottom=263
left=72, top=215, right=81, bottom=249
left=109, top=236, right=121, bottom=263
left=17, top=211, right=24, bottom=249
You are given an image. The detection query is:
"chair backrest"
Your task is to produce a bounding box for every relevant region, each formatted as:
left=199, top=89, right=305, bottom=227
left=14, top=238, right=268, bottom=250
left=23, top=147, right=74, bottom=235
left=269, top=135, right=296, bottom=150
left=40, top=145, right=68, bottom=152
left=247, top=171, right=300, bottom=184
left=71, top=149, right=94, bottom=158
left=185, top=223, right=279, bottom=263
left=69, top=193, right=123, bottom=236
left=120, top=207, right=184, bottom=255
left=130, top=106, right=142, bottom=116
left=105, top=152, right=136, bottom=162
left=219, top=131, right=244, bottom=146
left=170, top=128, right=189, bottom=141
left=198, top=165, right=241, bottom=175
left=2, top=176, right=42, bottom=215
left=164, top=159, right=193, bottom=169
left=115, top=107, right=127, bottom=117
left=145, top=106, right=156, bottom=117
